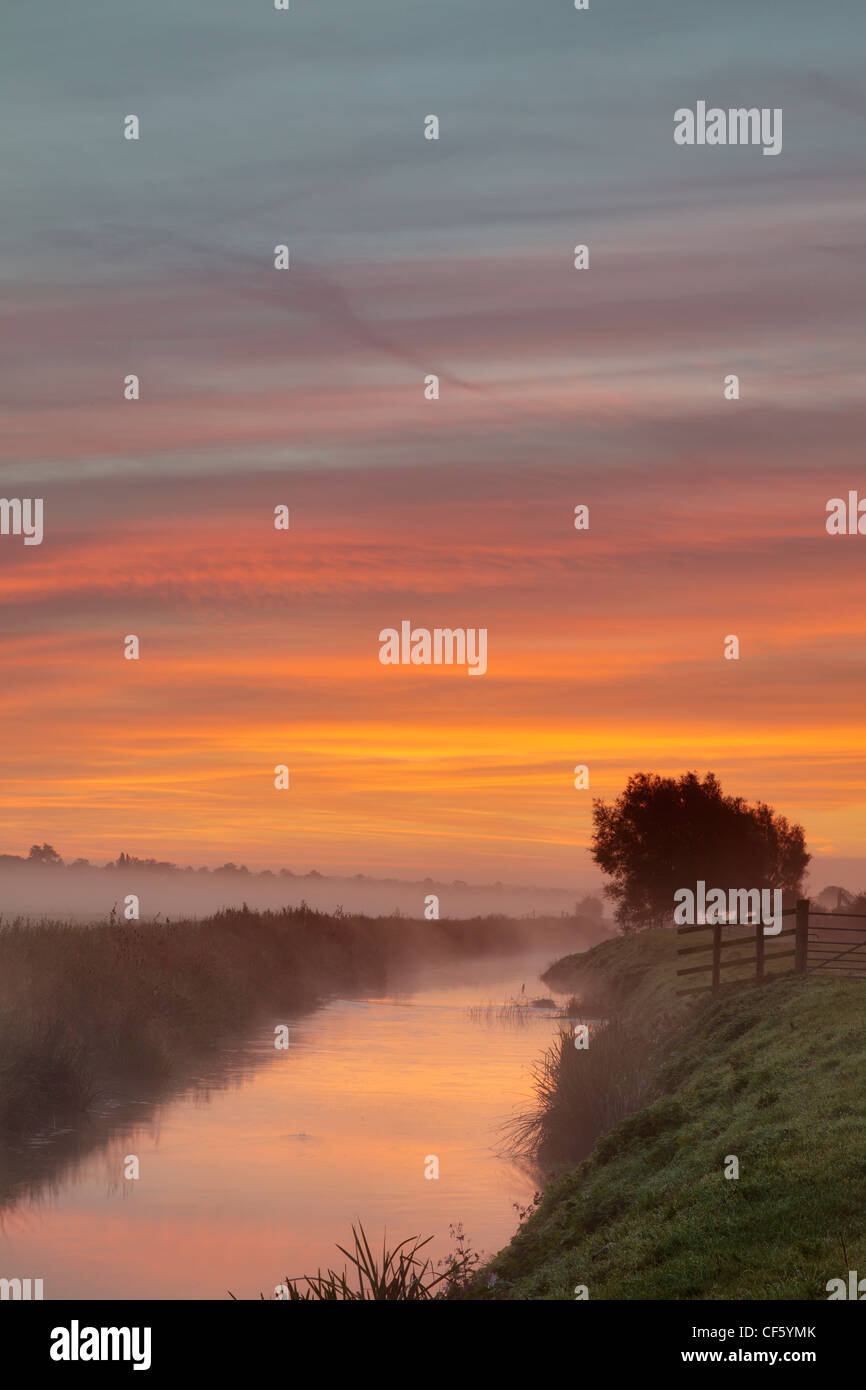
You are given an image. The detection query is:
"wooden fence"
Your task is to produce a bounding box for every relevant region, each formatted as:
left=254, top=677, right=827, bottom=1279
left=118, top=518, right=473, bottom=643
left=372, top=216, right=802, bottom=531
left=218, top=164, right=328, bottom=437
left=676, top=899, right=866, bottom=996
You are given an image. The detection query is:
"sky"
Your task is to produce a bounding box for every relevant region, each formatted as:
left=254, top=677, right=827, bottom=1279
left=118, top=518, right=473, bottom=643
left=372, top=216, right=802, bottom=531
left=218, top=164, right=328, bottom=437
left=1, top=0, right=865, bottom=890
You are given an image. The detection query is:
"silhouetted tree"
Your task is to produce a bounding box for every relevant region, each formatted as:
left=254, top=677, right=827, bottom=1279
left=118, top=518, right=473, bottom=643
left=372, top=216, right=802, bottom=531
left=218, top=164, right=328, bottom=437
left=575, top=894, right=604, bottom=921
left=591, top=772, right=809, bottom=934
left=27, top=843, right=62, bottom=865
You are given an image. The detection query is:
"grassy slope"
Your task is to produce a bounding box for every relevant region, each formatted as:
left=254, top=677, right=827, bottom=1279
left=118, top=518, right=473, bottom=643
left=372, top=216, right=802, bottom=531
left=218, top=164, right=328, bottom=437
left=475, top=930, right=866, bottom=1300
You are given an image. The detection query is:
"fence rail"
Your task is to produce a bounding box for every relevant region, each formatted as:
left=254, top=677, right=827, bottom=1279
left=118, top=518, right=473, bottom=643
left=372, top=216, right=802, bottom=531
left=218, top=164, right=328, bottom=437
left=676, top=899, right=866, bottom=995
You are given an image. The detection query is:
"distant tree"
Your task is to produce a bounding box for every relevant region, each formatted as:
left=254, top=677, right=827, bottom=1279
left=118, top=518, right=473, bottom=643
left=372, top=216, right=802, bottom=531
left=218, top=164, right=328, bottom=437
left=27, top=843, right=63, bottom=865
left=575, top=894, right=604, bottom=921
left=591, top=772, right=810, bottom=934
left=108, top=852, right=177, bottom=871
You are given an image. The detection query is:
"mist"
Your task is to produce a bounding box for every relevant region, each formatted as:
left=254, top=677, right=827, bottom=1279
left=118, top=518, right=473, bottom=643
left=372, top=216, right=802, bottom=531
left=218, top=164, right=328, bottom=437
left=0, top=856, right=604, bottom=924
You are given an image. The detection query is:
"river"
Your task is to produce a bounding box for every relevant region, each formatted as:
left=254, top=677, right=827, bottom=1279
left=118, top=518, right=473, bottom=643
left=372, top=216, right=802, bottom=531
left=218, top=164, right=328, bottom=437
left=0, top=945, right=571, bottom=1299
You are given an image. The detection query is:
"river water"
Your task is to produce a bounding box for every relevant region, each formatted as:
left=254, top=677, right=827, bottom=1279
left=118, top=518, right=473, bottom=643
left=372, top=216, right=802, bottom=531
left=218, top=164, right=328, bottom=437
left=0, top=947, right=570, bottom=1299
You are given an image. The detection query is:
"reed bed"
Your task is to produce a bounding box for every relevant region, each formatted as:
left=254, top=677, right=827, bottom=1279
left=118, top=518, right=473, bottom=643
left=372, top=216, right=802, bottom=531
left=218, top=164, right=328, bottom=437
left=505, top=1016, right=655, bottom=1167
left=0, top=906, right=580, bottom=1143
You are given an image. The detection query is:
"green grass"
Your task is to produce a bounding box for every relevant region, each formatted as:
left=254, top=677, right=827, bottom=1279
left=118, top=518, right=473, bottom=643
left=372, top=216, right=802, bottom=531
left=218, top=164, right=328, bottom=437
left=468, top=929, right=866, bottom=1300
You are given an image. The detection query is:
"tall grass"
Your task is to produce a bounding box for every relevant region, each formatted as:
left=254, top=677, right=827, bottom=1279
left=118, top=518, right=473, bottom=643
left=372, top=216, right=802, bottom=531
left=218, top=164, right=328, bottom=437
left=229, top=1222, right=481, bottom=1301
left=507, top=1016, right=655, bottom=1166
left=466, top=996, right=578, bottom=1027
left=0, top=905, right=581, bottom=1145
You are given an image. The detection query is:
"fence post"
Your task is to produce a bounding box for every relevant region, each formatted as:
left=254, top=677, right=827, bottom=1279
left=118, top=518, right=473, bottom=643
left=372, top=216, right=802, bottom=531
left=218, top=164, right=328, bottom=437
left=755, top=918, right=765, bottom=982
left=795, top=898, right=810, bottom=974
left=712, top=921, right=721, bottom=993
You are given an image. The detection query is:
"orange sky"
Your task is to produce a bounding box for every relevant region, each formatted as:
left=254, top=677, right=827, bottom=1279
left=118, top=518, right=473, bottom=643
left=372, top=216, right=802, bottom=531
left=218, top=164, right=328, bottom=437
left=3, top=175, right=865, bottom=889
left=1, top=442, right=865, bottom=885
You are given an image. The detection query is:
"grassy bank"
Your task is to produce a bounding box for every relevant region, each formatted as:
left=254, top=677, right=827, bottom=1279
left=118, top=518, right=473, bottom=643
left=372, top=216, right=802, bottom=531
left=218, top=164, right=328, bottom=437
left=0, top=906, right=583, bottom=1147
left=470, top=929, right=866, bottom=1299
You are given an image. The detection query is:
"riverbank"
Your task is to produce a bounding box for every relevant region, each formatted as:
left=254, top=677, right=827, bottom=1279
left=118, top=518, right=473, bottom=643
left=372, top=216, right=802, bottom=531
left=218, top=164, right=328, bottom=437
left=467, top=928, right=866, bottom=1299
left=0, top=906, right=588, bottom=1149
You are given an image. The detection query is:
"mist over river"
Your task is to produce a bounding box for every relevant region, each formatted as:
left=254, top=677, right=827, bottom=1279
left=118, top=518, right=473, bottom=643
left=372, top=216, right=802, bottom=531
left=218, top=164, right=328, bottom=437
left=0, top=946, right=568, bottom=1299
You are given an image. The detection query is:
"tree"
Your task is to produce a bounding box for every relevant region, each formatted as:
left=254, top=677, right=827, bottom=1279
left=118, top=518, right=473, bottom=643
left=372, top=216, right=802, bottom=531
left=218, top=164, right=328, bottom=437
left=591, top=772, right=809, bottom=934
left=27, top=843, right=63, bottom=865
left=575, top=894, right=604, bottom=922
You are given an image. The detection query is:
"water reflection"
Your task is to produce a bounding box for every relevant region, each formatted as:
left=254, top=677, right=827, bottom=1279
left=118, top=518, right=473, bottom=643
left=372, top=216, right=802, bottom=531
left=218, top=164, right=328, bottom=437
left=0, top=948, right=567, bottom=1299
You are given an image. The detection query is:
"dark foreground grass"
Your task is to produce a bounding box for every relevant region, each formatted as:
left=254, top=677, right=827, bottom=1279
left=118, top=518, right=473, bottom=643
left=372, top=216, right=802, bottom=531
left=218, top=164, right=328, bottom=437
left=466, top=930, right=866, bottom=1300
left=0, top=906, right=581, bottom=1144
left=235, top=1222, right=479, bottom=1301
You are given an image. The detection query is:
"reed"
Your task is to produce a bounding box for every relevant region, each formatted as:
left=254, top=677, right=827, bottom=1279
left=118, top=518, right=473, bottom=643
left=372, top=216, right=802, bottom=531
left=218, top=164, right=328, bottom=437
left=230, top=1222, right=479, bottom=1301
left=506, top=1016, right=654, bottom=1166
left=0, top=906, right=581, bottom=1143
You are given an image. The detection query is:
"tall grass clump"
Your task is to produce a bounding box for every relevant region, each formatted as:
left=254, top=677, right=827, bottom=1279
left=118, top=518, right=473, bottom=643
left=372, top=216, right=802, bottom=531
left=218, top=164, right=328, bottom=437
left=507, top=1016, right=654, bottom=1166
left=231, top=1223, right=480, bottom=1301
